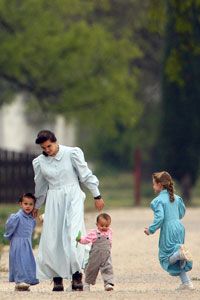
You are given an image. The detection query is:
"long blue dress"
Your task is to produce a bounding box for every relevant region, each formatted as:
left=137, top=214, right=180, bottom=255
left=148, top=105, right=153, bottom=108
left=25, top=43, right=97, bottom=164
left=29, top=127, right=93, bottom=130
left=32, top=145, right=100, bottom=280
left=4, top=209, right=39, bottom=284
left=148, top=189, right=192, bottom=276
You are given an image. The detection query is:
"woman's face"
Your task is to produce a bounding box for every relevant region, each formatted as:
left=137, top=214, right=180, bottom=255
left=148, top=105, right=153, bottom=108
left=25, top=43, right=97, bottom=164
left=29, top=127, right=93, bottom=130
left=40, top=140, right=58, bottom=156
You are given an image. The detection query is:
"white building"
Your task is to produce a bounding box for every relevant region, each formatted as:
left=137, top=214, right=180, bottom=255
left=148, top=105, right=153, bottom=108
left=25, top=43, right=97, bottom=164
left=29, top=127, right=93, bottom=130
left=0, top=94, right=76, bottom=154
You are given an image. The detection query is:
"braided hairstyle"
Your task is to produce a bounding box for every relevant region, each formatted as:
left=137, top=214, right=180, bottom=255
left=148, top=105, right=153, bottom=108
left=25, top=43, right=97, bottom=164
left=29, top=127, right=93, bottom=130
left=152, top=171, right=175, bottom=202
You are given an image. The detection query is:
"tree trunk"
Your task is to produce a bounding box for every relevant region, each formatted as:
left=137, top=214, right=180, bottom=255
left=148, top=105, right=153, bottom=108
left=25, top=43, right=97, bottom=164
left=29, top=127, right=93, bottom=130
left=180, top=174, right=192, bottom=204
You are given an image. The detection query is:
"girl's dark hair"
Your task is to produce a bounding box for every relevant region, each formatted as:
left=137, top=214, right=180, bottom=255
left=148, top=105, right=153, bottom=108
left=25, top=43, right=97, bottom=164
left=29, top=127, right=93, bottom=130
left=97, top=213, right=111, bottom=223
left=152, top=171, right=175, bottom=202
left=19, top=193, right=36, bottom=204
left=35, top=130, right=57, bottom=144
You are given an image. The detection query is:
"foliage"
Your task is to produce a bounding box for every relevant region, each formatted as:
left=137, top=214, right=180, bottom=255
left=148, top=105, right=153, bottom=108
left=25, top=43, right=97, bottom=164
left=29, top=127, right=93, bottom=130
left=157, top=0, right=200, bottom=199
left=0, top=0, right=142, bottom=134
left=77, top=0, right=165, bottom=169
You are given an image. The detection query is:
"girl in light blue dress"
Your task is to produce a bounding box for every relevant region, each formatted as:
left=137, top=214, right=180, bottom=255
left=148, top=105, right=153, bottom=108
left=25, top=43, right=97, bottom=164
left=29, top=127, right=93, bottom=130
left=4, top=193, right=39, bottom=291
left=144, top=171, right=194, bottom=290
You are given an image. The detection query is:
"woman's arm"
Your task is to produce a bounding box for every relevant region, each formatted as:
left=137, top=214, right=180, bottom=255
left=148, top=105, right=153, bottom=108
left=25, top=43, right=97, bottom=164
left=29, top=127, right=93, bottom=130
left=32, top=157, right=48, bottom=210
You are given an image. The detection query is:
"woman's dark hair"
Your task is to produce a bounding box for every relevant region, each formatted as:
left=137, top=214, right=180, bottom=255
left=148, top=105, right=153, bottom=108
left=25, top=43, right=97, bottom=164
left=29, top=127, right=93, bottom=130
left=19, top=193, right=36, bottom=204
left=35, top=130, right=57, bottom=144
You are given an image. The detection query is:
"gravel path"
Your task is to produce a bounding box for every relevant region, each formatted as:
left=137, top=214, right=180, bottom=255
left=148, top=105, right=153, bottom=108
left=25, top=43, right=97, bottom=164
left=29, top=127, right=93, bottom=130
left=1, top=207, right=200, bottom=299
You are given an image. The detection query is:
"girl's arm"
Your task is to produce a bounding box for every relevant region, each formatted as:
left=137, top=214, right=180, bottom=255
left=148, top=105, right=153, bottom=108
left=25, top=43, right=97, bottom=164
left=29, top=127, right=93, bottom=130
left=148, top=202, right=164, bottom=234
left=178, top=196, right=186, bottom=219
left=4, top=214, right=20, bottom=240
left=78, top=229, right=97, bottom=244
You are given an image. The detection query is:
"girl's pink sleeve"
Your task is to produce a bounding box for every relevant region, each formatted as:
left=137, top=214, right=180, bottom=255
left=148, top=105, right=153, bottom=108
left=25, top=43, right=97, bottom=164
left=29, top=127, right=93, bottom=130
left=79, top=229, right=97, bottom=244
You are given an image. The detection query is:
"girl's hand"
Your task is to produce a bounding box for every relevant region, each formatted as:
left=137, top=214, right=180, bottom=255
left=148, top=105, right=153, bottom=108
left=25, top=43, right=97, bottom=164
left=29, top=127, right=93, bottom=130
left=32, top=208, right=38, bottom=218
left=95, top=198, right=104, bottom=211
left=144, top=227, right=150, bottom=235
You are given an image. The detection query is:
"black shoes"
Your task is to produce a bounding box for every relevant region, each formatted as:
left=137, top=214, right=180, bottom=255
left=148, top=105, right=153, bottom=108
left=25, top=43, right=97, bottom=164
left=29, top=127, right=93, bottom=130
left=71, top=271, right=83, bottom=291
left=52, top=277, right=64, bottom=292
left=52, top=272, right=83, bottom=292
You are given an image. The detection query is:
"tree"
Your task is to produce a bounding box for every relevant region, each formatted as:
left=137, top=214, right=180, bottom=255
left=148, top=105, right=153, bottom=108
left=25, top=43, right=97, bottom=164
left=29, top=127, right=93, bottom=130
left=158, top=0, right=200, bottom=201
left=0, top=0, right=142, bottom=133
left=77, top=0, right=165, bottom=170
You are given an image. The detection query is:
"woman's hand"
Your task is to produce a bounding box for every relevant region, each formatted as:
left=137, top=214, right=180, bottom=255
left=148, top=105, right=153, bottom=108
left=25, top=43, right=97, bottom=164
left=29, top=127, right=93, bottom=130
left=94, top=198, right=104, bottom=211
left=32, top=208, right=39, bottom=218
left=144, top=227, right=150, bottom=235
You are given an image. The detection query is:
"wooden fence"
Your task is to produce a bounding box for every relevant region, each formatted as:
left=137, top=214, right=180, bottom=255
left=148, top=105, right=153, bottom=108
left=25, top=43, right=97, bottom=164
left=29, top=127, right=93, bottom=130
left=0, top=149, right=36, bottom=203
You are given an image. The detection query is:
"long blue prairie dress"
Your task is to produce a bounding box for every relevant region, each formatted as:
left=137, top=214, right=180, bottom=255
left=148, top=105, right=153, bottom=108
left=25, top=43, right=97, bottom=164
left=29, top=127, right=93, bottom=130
left=148, top=189, right=192, bottom=276
left=4, top=209, right=39, bottom=284
left=32, top=145, right=100, bottom=280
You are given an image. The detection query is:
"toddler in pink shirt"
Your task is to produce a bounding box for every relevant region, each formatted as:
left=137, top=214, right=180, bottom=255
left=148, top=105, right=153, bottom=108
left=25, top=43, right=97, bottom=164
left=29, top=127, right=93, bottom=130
left=76, top=213, right=114, bottom=291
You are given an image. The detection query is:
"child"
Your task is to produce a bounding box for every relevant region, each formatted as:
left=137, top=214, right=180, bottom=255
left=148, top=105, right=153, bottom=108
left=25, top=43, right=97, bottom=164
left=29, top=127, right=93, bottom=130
left=76, top=213, right=114, bottom=291
left=4, top=193, right=39, bottom=291
left=144, top=171, right=193, bottom=290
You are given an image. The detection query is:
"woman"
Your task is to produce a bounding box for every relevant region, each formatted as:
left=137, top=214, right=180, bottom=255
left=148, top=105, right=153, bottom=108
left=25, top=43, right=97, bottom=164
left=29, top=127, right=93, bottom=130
left=32, top=130, right=104, bottom=291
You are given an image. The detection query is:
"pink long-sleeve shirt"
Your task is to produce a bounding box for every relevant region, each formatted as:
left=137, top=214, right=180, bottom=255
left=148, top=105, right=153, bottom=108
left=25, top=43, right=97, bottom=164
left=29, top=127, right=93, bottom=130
left=79, top=228, right=112, bottom=245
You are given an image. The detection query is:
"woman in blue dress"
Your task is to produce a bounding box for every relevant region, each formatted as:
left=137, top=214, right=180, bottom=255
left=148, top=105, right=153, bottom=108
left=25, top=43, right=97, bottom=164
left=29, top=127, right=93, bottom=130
left=32, top=130, right=104, bottom=292
left=144, top=171, right=194, bottom=290
left=4, top=193, right=39, bottom=291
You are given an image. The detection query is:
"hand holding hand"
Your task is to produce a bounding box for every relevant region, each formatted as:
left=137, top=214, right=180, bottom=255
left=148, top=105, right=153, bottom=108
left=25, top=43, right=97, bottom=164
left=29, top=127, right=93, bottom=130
left=144, top=227, right=150, bottom=235
left=95, top=198, right=104, bottom=211
left=76, top=230, right=82, bottom=247
left=32, top=208, right=38, bottom=218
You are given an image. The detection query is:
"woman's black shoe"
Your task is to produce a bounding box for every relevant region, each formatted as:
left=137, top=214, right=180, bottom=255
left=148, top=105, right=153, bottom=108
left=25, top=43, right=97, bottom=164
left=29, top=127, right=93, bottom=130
left=52, top=277, right=64, bottom=291
left=72, top=272, right=83, bottom=291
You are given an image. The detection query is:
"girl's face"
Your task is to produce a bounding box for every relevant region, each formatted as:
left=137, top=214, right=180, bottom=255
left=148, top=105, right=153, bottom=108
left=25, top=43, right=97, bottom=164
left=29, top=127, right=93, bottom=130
left=20, top=197, right=35, bottom=214
left=97, top=217, right=111, bottom=232
left=40, top=140, right=58, bottom=156
left=152, top=178, right=163, bottom=194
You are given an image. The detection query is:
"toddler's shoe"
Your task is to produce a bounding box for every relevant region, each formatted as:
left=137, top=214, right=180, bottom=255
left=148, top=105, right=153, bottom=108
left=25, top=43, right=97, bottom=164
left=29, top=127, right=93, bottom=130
left=83, top=283, right=90, bottom=291
left=104, top=283, right=114, bottom=291
left=15, top=282, right=30, bottom=291
left=176, top=281, right=195, bottom=291
left=179, top=245, right=193, bottom=262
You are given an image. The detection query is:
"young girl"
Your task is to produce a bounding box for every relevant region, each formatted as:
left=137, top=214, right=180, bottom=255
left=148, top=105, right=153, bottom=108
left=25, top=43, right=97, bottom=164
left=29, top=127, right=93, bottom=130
left=76, top=213, right=114, bottom=291
left=144, top=171, right=193, bottom=290
left=4, top=193, right=39, bottom=291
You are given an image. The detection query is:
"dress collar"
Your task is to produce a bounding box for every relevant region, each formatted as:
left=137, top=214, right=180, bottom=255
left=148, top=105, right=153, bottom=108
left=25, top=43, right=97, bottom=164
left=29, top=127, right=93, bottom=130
left=19, top=209, right=33, bottom=219
left=159, top=189, right=168, bottom=195
left=46, top=145, right=65, bottom=161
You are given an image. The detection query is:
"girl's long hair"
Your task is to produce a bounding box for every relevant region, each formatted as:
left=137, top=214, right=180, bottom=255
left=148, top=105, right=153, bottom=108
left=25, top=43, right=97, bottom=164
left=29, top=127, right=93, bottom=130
left=153, top=171, right=175, bottom=202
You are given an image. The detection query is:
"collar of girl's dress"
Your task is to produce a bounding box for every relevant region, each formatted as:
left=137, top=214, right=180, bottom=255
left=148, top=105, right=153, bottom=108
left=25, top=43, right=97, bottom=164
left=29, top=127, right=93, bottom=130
left=19, top=209, right=34, bottom=219
left=159, top=189, right=168, bottom=195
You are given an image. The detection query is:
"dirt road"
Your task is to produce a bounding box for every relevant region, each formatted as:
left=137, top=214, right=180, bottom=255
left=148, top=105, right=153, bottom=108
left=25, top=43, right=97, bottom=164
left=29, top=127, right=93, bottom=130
left=1, top=208, right=200, bottom=299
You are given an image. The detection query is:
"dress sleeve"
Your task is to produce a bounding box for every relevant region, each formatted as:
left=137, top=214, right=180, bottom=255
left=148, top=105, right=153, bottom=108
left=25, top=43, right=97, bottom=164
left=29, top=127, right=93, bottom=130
left=32, top=157, right=48, bottom=209
left=177, top=196, right=186, bottom=219
left=79, top=229, right=97, bottom=244
left=71, top=147, right=100, bottom=197
left=148, top=198, right=164, bottom=234
left=4, top=213, right=20, bottom=240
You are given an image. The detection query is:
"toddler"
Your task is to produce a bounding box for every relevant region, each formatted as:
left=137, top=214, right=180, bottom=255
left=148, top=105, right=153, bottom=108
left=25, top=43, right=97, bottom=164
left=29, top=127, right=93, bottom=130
left=4, top=193, right=39, bottom=291
left=76, top=213, right=114, bottom=291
